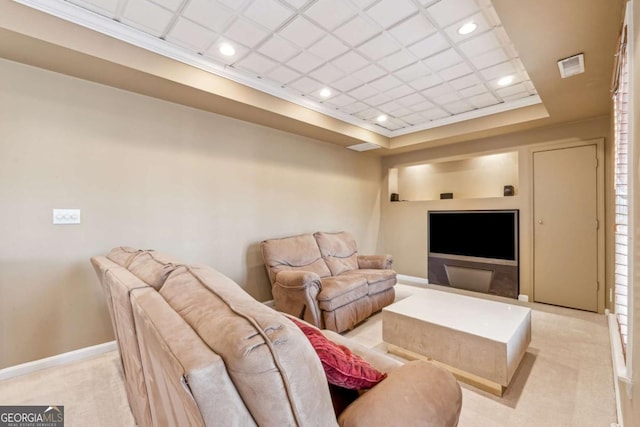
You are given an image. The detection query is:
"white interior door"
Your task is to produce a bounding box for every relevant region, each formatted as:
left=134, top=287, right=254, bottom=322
left=533, top=145, right=598, bottom=311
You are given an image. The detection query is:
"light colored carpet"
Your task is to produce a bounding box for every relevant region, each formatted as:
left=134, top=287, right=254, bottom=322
left=0, top=283, right=616, bottom=427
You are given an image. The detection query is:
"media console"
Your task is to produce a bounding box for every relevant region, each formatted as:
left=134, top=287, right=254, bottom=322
left=427, top=210, right=519, bottom=299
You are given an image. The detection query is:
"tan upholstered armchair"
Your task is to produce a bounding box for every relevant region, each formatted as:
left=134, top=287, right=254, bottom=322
left=260, top=232, right=396, bottom=333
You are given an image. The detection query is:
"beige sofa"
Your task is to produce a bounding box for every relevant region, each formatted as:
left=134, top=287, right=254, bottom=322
left=91, top=246, right=462, bottom=427
left=261, top=232, right=396, bottom=333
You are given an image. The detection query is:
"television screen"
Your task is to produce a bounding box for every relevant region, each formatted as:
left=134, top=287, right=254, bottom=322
left=428, top=210, right=518, bottom=261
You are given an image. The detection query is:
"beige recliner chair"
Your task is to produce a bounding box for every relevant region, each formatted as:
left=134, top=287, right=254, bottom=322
left=261, top=231, right=396, bottom=333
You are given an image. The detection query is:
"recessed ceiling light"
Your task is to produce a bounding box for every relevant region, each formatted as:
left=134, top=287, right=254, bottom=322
left=219, top=43, right=236, bottom=57
left=457, top=21, right=477, bottom=35
left=320, top=88, right=332, bottom=98
left=498, top=75, right=514, bottom=86
left=377, top=114, right=388, bottom=123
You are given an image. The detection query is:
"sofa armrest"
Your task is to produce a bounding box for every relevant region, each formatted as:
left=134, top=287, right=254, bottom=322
left=357, top=255, right=393, bottom=270
left=338, top=361, right=462, bottom=427
left=273, top=271, right=323, bottom=328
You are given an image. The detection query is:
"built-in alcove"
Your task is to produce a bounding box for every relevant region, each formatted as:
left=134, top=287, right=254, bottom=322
left=389, top=151, right=519, bottom=201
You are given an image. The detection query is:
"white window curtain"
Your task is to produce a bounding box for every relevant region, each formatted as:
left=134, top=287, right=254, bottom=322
left=612, top=24, right=629, bottom=352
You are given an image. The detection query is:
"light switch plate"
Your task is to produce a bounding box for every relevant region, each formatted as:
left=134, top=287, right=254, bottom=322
left=53, top=209, right=81, bottom=225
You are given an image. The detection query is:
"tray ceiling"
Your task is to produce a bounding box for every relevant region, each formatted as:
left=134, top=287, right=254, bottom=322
left=18, top=0, right=543, bottom=138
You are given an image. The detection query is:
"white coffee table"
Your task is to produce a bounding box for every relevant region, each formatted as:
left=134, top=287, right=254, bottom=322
left=382, top=290, right=531, bottom=396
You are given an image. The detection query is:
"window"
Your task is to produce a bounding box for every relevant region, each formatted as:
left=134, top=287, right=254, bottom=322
left=613, top=23, right=630, bottom=352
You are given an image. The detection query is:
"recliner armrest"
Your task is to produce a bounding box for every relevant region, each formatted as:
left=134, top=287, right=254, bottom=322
left=273, top=270, right=323, bottom=328
left=275, top=270, right=322, bottom=289
left=338, top=360, right=462, bottom=427
left=357, top=255, right=393, bottom=270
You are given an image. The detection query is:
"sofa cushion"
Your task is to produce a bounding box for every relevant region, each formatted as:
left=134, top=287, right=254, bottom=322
left=289, top=317, right=387, bottom=390
left=314, top=232, right=359, bottom=276
left=159, top=265, right=337, bottom=427
left=107, top=246, right=144, bottom=267
left=127, top=251, right=182, bottom=291
left=261, top=234, right=332, bottom=283
left=318, top=276, right=368, bottom=311
left=341, top=269, right=397, bottom=295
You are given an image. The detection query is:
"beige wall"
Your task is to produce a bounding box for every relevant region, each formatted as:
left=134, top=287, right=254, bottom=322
left=0, top=58, right=382, bottom=369
left=381, top=116, right=611, bottom=304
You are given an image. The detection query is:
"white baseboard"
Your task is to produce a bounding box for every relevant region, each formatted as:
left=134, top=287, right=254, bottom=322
left=0, top=341, right=117, bottom=381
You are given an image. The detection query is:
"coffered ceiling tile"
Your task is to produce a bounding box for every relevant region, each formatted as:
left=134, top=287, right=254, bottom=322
left=244, top=0, right=294, bottom=31
left=408, top=74, right=442, bottom=91
left=279, top=16, right=325, bottom=47
left=394, top=62, right=430, bottom=81
left=325, top=93, right=356, bottom=107
left=378, top=100, right=403, bottom=113
left=122, top=0, right=173, bottom=36
left=502, top=92, right=532, bottom=103
left=397, top=93, right=426, bottom=107
left=422, top=84, right=451, bottom=99
left=407, top=100, right=434, bottom=112
left=388, top=14, right=436, bottom=47
left=423, top=107, right=451, bottom=120
left=384, top=84, right=414, bottom=99
left=183, top=0, right=234, bottom=32
left=235, top=53, right=278, bottom=76
left=339, top=101, right=368, bottom=114
left=150, top=0, right=182, bottom=12
left=391, top=107, right=413, bottom=117
left=481, top=61, right=517, bottom=81
left=401, top=112, right=426, bottom=125
left=287, top=51, right=325, bottom=73
left=370, top=75, right=403, bottom=92
left=448, top=73, right=481, bottom=90
left=258, top=36, right=300, bottom=62
left=426, top=0, right=479, bottom=27
left=355, top=107, right=381, bottom=120
left=378, top=50, right=417, bottom=72
left=332, top=75, right=364, bottom=92
left=439, top=62, right=473, bottom=81
left=352, top=64, right=386, bottom=83
left=458, top=30, right=502, bottom=57
left=217, top=0, right=245, bottom=10
left=358, top=34, right=400, bottom=60
left=459, top=85, right=488, bottom=98
left=364, top=92, right=393, bottom=107
left=350, top=0, right=377, bottom=8
left=304, top=0, right=356, bottom=30
left=334, top=15, right=380, bottom=46
left=166, top=18, right=215, bottom=51
left=309, top=64, right=345, bottom=83
left=266, top=66, right=302, bottom=85
left=408, top=33, right=449, bottom=59
left=288, top=76, right=323, bottom=93
left=332, top=51, right=369, bottom=73
left=225, top=18, right=270, bottom=47
left=434, top=92, right=461, bottom=106
left=349, top=84, right=379, bottom=100
left=469, top=48, right=509, bottom=70
left=308, top=35, right=349, bottom=61
left=365, top=0, right=416, bottom=29
left=71, top=0, right=118, bottom=15
left=468, top=92, right=499, bottom=108
left=496, top=83, right=528, bottom=98
left=423, top=49, right=463, bottom=71
left=442, top=100, right=473, bottom=114
left=378, top=118, right=406, bottom=131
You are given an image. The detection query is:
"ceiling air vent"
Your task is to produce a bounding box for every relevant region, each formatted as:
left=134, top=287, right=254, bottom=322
left=346, top=142, right=382, bottom=152
left=557, top=53, right=585, bottom=78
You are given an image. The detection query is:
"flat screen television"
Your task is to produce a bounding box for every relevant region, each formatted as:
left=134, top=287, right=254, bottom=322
left=428, top=210, right=519, bottom=264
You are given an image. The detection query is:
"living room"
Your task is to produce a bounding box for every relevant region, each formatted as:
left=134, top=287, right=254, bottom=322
left=0, top=0, right=638, bottom=426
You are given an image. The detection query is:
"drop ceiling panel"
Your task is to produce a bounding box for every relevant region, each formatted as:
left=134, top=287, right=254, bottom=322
left=33, top=0, right=543, bottom=138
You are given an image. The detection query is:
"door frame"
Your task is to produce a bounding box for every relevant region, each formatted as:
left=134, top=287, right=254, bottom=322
left=529, top=138, right=605, bottom=313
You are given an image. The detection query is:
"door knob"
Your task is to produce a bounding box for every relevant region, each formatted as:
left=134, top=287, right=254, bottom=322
left=538, top=219, right=544, bottom=224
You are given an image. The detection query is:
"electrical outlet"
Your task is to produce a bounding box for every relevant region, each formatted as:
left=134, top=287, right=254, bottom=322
left=53, top=209, right=81, bottom=225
